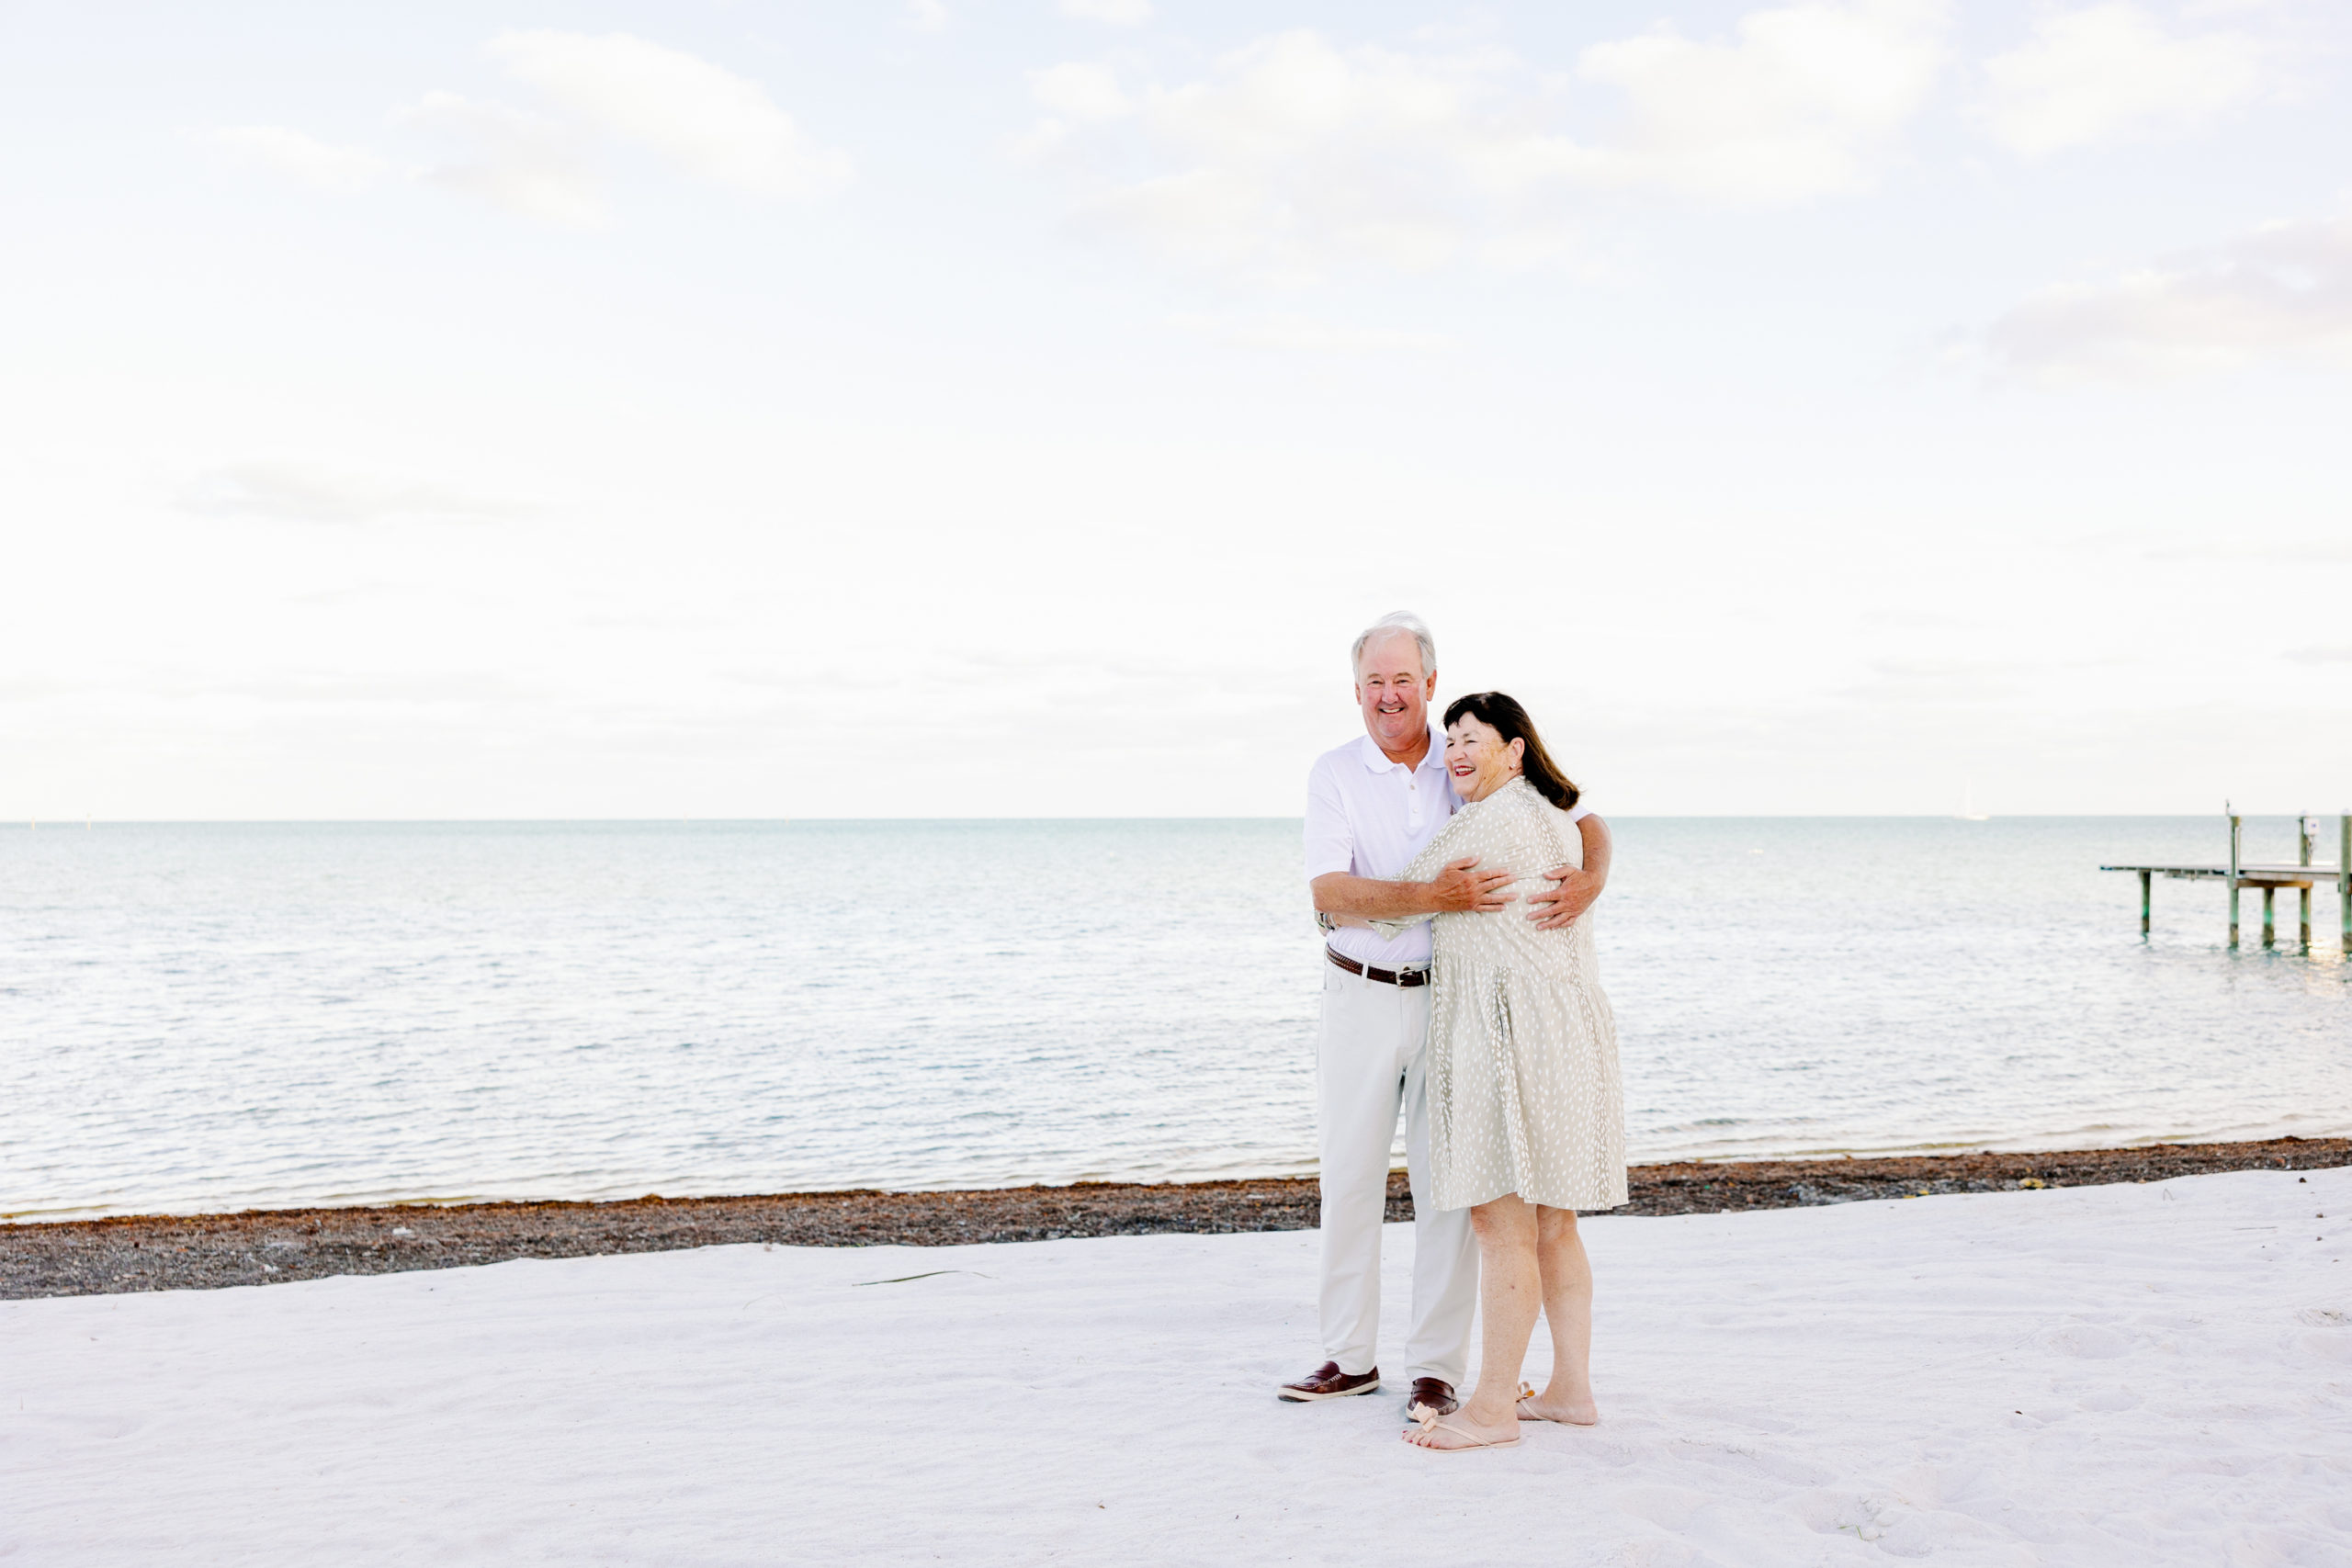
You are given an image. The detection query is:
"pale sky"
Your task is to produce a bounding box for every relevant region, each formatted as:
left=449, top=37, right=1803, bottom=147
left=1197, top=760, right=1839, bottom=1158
left=4, top=0, right=2348, bottom=818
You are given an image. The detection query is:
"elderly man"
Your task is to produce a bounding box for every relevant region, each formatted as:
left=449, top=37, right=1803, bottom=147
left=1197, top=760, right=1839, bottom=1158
left=1280, top=611, right=1612, bottom=1420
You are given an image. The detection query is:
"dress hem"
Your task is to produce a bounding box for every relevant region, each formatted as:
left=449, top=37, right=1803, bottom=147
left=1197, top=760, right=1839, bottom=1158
left=1431, top=1182, right=1632, bottom=1213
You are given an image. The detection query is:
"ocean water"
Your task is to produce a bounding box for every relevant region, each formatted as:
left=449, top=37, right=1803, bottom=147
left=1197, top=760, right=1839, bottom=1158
left=3, top=817, right=2347, bottom=1222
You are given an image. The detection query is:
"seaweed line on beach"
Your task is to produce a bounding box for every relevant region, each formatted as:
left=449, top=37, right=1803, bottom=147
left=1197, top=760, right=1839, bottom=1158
left=5, top=1137, right=2346, bottom=1301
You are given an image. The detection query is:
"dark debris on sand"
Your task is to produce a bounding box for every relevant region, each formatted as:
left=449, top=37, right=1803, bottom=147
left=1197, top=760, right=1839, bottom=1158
left=6, top=1136, right=2345, bottom=1301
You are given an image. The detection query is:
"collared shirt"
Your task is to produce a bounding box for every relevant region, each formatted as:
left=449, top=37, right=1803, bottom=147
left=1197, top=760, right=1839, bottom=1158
left=1305, top=727, right=1592, bottom=968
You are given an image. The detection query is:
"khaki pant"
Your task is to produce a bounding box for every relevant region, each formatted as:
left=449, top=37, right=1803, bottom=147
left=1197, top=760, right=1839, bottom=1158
left=1316, top=962, right=1479, bottom=1387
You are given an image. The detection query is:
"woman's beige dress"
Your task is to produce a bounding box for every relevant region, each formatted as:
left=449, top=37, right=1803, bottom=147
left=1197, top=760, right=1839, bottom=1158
left=1374, top=774, right=1628, bottom=1213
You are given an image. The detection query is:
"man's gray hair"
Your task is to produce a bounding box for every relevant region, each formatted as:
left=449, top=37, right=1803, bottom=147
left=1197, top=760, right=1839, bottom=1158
left=1351, top=611, right=1436, bottom=679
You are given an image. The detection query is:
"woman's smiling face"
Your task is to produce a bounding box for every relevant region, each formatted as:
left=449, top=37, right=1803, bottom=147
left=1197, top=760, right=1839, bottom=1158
left=1443, top=714, right=1524, bottom=804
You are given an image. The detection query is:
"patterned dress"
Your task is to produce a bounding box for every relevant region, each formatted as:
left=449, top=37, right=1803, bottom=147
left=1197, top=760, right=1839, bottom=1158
left=1374, top=775, right=1628, bottom=1212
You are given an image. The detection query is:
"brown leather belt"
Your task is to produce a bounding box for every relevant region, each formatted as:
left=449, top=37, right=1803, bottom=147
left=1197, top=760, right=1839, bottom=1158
left=1327, top=946, right=1430, bottom=987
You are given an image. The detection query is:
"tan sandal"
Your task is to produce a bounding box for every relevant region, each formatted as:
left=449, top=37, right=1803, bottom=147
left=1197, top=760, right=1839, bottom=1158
left=1516, top=1382, right=1598, bottom=1426
left=1403, top=1405, right=1521, bottom=1451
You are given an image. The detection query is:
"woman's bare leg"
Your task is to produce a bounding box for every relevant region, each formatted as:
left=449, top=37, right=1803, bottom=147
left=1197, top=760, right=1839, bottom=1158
left=1519, top=1204, right=1598, bottom=1424
left=1406, top=1193, right=1537, bottom=1449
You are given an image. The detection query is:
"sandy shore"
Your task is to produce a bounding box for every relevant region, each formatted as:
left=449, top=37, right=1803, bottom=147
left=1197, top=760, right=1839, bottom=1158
left=6, top=1167, right=2347, bottom=1564
left=7, top=1135, right=2345, bottom=1300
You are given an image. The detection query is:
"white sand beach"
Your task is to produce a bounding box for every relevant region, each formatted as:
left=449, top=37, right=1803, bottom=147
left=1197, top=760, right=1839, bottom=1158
left=6, top=1168, right=2349, bottom=1566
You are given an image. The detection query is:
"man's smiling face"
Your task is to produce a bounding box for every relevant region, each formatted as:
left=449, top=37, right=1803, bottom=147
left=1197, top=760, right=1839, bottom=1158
left=1354, top=629, right=1434, bottom=756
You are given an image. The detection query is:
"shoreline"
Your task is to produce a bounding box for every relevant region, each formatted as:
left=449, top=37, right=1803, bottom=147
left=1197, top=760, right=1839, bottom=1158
left=6, top=1134, right=2345, bottom=1301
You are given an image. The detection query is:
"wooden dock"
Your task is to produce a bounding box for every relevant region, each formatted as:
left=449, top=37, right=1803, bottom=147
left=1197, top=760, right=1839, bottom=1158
left=2103, top=812, right=2350, bottom=951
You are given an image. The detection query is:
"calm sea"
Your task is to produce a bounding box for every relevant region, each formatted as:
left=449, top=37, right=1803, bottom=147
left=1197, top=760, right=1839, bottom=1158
left=4, top=817, right=2347, bottom=1222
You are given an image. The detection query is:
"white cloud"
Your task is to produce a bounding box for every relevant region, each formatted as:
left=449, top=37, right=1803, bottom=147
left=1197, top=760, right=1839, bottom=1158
left=907, top=0, right=952, bottom=33
left=182, top=464, right=531, bottom=525
left=209, top=125, right=393, bottom=192
left=1979, top=4, right=2263, bottom=156
left=2143, top=534, right=2352, bottom=562
left=1981, top=213, right=2352, bottom=381
left=1060, top=0, right=1153, bottom=26
left=484, top=30, right=851, bottom=198
left=1025, top=6, right=1947, bottom=279
left=1569, top=0, right=1949, bottom=201
left=1170, top=312, right=1460, bottom=354
left=1030, top=62, right=1129, bottom=122
left=401, top=91, right=605, bottom=228
left=214, top=33, right=844, bottom=229
left=1023, top=32, right=1494, bottom=276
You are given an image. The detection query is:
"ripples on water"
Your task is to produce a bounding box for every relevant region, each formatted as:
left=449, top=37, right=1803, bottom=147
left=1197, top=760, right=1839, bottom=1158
left=2, top=818, right=2346, bottom=1220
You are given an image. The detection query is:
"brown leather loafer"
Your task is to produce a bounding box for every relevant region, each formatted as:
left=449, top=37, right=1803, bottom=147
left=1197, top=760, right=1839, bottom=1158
left=1277, top=1361, right=1380, bottom=1402
left=1406, top=1378, right=1459, bottom=1419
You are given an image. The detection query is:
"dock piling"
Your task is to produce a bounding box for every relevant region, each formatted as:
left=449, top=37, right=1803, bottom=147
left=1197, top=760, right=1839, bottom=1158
left=2300, top=816, right=2315, bottom=951
left=2138, top=869, right=2152, bottom=939
left=2227, top=813, right=2242, bottom=949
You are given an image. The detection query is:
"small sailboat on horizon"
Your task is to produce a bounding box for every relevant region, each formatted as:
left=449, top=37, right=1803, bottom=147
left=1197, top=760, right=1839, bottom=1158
left=1958, top=781, right=1990, bottom=821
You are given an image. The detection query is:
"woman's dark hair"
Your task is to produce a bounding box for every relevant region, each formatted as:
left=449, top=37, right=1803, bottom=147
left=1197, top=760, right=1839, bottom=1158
left=1442, top=691, right=1579, bottom=811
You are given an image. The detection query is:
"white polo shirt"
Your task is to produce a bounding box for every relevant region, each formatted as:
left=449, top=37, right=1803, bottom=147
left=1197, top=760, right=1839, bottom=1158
left=1305, top=727, right=1591, bottom=969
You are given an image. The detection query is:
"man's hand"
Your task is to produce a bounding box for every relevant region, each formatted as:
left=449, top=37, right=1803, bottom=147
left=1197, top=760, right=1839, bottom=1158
left=1311, top=858, right=1511, bottom=920
left=1526, top=867, right=1600, bottom=928
left=1527, top=814, right=1611, bottom=930
left=1430, top=856, right=1513, bottom=914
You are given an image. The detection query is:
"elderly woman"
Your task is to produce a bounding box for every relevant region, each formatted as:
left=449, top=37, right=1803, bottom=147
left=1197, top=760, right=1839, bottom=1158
left=1373, top=691, right=1628, bottom=1452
